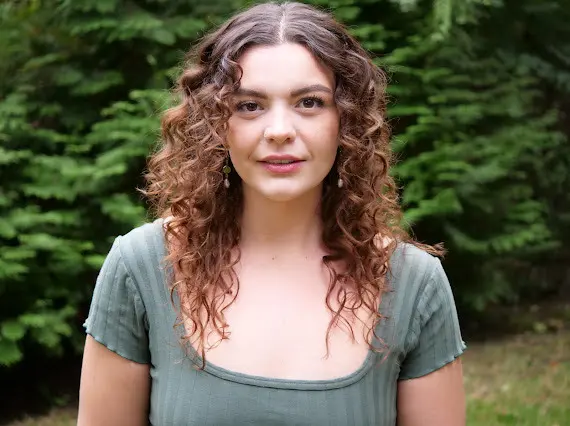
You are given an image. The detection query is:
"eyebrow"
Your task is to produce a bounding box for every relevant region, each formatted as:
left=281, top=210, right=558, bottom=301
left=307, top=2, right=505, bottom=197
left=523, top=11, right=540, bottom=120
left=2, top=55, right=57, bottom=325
left=234, top=84, right=333, bottom=99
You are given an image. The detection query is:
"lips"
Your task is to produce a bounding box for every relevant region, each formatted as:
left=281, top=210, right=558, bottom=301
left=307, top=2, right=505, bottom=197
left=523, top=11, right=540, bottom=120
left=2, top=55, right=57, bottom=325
left=258, top=156, right=304, bottom=174
left=262, top=159, right=299, bottom=164
left=260, top=155, right=303, bottom=163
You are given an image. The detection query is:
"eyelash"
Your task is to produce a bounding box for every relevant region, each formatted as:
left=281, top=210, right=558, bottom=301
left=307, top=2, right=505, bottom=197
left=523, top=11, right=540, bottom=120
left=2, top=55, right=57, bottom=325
left=235, top=96, right=326, bottom=112
left=299, top=96, right=325, bottom=108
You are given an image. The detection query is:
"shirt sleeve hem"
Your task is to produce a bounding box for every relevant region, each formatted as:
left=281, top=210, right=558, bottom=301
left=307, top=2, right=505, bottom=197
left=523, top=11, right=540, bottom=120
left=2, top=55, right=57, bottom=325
left=397, top=343, right=467, bottom=381
left=85, top=330, right=150, bottom=365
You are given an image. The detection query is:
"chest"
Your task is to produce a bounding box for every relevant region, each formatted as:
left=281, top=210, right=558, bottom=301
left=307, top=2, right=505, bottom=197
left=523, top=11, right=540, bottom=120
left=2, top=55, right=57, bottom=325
left=185, top=257, right=377, bottom=381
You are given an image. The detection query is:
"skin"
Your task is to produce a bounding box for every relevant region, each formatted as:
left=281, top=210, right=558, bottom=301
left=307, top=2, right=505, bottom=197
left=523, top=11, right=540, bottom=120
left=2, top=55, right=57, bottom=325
left=78, top=336, right=150, bottom=426
left=398, top=360, right=466, bottom=425
left=77, top=42, right=465, bottom=425
left=227, top=43, right=340, bottom=204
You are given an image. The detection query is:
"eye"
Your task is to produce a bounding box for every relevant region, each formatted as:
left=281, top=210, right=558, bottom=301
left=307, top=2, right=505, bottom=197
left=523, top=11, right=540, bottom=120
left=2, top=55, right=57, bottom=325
left=236, top=101, right=261, bottom=112
left=298, top=96, right=325, bottom=109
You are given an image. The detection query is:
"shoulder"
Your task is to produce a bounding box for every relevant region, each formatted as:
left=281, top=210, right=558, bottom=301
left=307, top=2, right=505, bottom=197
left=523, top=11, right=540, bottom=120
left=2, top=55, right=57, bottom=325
left=375, top=234, right=440, bottom=275
left=117, top=218, right=166, bottom=256
left=390, top=243, right=441, bottom=273
left=388, top=242, right=444, bottom=295
left=112, top=218, right=167, bottom=278
left=391, top=242, right=440, bottom=272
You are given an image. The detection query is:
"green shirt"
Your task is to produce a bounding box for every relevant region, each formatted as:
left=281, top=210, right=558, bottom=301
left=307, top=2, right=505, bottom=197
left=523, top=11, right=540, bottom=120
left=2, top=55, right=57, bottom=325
left=84, top=219, right=466, bottom=425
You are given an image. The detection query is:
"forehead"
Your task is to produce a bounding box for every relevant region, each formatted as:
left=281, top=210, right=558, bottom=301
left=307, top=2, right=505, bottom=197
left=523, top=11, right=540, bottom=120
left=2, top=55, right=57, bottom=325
left=236, top=43, right=335, bottom=91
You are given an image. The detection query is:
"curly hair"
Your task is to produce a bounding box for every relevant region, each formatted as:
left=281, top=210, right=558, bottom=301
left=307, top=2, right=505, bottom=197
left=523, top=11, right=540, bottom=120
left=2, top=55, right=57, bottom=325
left=144, top=1, right=440, bottom=368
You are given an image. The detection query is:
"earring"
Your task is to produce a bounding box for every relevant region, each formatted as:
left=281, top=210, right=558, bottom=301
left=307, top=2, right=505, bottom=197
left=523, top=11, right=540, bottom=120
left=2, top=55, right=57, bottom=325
left=337, top=146, right=344, bottom=188
left=223, top=155, right=231, bottom=188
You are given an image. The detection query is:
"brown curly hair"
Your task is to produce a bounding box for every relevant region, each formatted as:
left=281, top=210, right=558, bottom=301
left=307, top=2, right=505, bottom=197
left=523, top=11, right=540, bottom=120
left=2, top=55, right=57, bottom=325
left=144, top=1, right=440, bottom=368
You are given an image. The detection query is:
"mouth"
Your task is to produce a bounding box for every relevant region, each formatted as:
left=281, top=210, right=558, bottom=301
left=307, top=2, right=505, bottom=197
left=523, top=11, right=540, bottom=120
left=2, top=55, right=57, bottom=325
left=258, top=158, right=305, bottom=174
left=259, top=155, right=304, bottom=164
left=260, top=159, right=303, bottom=164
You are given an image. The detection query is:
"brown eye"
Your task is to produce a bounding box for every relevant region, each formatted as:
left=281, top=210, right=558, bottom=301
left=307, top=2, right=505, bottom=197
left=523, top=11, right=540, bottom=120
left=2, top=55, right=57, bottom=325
left=237, top=101, right=260, bottom=112
left=299, top=97, right=324, bottom=109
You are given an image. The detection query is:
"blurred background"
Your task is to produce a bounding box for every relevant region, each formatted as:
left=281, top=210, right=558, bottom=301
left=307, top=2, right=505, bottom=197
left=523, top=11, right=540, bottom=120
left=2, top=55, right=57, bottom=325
left=0, top=0, right=569, bottom=425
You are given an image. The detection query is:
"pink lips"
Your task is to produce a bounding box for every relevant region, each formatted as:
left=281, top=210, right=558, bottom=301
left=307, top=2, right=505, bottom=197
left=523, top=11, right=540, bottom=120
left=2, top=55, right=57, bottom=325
left=259, top=155, right=304, bottom=174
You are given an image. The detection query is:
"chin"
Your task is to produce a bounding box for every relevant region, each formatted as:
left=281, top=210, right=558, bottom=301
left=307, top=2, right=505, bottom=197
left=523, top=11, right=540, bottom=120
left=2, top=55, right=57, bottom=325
left=248, top=182, right=320, bottom=203
left=259, top=190, right=305, bottom=203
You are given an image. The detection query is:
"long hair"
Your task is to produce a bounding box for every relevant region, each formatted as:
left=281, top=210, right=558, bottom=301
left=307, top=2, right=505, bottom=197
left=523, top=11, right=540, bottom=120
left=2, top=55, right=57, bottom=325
left=144, top=1, right=441, bottom=367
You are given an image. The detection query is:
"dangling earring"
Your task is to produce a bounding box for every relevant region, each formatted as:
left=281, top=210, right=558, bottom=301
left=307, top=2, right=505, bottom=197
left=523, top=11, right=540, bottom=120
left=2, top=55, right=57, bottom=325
left=223, top=155, right=231, bottom=188
left=337, top=146, right=344, bottom=188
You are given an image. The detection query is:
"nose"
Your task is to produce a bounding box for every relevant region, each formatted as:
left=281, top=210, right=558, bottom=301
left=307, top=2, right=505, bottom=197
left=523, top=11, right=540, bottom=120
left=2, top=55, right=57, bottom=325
left=263, top=106, right=296, bottom=144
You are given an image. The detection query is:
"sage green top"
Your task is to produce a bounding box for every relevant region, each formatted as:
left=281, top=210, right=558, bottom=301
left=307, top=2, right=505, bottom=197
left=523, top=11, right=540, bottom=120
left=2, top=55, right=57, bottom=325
left=83, top=219, right=466, bottom=426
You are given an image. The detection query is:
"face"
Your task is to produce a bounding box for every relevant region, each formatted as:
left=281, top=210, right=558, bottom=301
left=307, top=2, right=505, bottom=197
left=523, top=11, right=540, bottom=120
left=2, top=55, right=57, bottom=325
left=226, top=43, right=340, bottom=203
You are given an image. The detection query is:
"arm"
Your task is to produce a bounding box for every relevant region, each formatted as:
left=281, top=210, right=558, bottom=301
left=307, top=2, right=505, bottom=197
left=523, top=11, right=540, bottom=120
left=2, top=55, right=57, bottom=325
left=397, top=359, right=466, bottom=426
left=396, top=254, right=467, bottom=425
left=78, top=336, right=150, bottom=426
left=79, top=236, right=152, bottom=425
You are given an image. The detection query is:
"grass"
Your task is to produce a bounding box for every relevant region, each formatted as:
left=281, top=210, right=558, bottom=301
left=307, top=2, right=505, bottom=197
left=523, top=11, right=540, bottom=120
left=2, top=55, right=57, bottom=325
left=6, top=331, right=570, bottom=426
left=5, top=408, right=76, bottom=426
left=463, top=330, right=570, bottom=426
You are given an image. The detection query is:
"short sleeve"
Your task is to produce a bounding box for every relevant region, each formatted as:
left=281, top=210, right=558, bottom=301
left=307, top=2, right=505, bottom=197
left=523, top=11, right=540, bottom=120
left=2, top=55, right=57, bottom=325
left=398, top=258, right=466, bottom=380
left=83, top=236, right=150, bottom=364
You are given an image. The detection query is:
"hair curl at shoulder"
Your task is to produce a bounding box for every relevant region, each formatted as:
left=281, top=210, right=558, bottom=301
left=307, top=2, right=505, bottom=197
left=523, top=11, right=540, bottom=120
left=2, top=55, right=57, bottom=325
left=144, top=1, right=442, bottom=368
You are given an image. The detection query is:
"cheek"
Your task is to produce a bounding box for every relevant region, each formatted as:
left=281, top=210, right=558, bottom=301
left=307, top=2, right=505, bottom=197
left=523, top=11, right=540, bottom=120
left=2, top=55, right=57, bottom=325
left=227, top=119, right=255, bottom=155
left=226, top=117, right=240, bottom=148
left=322, top=108, right=340, bottom=139
left=318, top=116, right=340, bottom=159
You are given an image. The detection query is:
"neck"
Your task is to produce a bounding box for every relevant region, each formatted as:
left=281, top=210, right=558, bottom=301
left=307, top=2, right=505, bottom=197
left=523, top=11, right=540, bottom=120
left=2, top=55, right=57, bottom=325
left=239, top=186, right=323, bottom=254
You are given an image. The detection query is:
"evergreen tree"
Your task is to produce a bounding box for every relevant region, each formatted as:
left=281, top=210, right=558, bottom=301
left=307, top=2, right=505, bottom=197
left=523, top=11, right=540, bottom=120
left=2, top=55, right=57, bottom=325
left=0, top=0, right=235, bottom=366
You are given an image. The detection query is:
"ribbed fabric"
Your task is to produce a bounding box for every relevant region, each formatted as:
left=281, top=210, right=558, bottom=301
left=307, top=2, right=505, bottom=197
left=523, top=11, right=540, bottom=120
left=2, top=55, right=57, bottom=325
left=83, top=219, right=466, bottom=426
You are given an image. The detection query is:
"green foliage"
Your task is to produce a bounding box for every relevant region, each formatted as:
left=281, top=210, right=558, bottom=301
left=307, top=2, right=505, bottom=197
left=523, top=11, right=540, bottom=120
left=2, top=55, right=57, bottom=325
left=0, top=0, right=568, bottom=366
left=0, top=0, right=232, bottom=366
left=343, top=0, right=569, bottom=309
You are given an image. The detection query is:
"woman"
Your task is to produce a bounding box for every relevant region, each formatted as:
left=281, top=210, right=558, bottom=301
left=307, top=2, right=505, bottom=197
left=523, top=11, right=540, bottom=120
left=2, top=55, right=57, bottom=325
left=78, top=2, right=466, bottom=425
